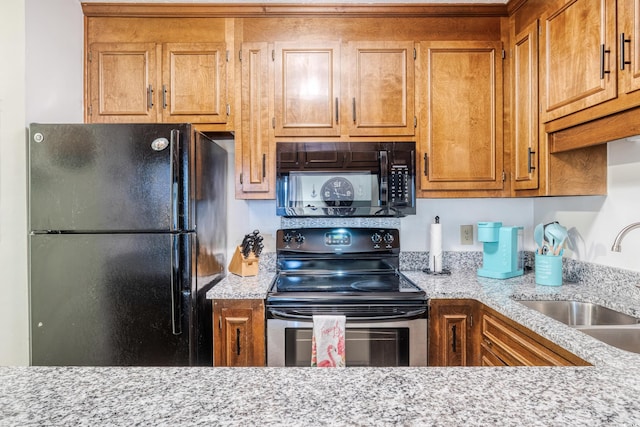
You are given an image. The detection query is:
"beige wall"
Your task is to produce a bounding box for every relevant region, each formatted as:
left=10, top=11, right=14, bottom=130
left=0, top=0, right=28, bottom=365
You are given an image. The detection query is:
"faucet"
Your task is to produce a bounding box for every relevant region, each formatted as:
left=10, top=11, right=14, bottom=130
left=611, top=222, right=640, bottom=252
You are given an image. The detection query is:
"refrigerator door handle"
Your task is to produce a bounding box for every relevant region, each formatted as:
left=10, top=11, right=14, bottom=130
left=171, top=234, right=183, bottom=335
left=170, top=129, right=181, bottom=232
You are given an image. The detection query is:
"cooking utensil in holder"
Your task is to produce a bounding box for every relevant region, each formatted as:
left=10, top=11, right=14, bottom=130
left=535, top=253, right=562, bottom=286
left=228, top=246, right=259, bottom=277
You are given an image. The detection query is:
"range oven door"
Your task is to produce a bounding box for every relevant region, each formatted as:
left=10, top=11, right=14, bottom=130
left=266, top=317, right=427, bottom=367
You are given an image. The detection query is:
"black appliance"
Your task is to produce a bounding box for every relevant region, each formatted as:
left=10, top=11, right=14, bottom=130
left=28, top=123, right=227, bottom=366
left=266, top=228, right=427, bottom=367
left=275, top=141, right=416, bottom=217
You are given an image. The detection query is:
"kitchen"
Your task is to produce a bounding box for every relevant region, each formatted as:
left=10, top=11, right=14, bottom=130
left=2, top=0, right=640, bottom=424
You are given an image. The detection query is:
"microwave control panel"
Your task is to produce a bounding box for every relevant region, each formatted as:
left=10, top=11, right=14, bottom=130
left=389, top=165, right=412, bottom=206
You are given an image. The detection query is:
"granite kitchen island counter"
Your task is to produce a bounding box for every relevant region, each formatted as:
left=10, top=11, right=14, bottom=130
left=2, top=362, right=640, bottom=426
left=4, top=269, right=640, bottom=426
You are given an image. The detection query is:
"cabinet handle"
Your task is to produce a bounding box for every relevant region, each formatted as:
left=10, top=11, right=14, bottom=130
left=527, top=147, right=536, bottom=173
left=147, top=85, right=154, bottom=110
left=600, top=44, right=611, bottom=79
left=335, top=97, right=339, bottom=124
left=423, top=153, right=428, bottom=177
left=621, top=33, right=632, bottom=70
left=451, top=325, right=457, bottom=353
left=236, top=328, right=241, bottom=356
left=162, top=85, right=167, bottom=109
left=262, top=154, right=266, bottom=179
left=352, top=97, right=356, bottom=123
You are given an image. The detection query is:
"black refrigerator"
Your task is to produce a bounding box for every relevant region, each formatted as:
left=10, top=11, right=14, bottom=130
left=28, top=123, right=227, bottom=366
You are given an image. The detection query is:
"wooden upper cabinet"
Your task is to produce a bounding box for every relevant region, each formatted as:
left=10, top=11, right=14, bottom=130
left=347, top=41, right=415, bottom=136
left=239, top=42, right=272, bottom=195
left=88, top=42, right=227, bottom=124
left=512, top=20, right=540, bottom=192
left=88, top=42, right=159, bottom=123
left=162, top=43, right=227, bottom=123
left=540, top=0, right=617, bottom=122
left=418, top=41, right=504, bottom=192
left=620, top=0, right=640, bottom=94
left=274, top=42, right=341, bottom=137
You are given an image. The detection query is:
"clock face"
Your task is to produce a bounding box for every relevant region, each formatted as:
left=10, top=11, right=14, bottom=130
left=321, top=177, right=354, bottom=207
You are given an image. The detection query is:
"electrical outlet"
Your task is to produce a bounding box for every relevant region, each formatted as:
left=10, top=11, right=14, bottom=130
left=460, top=225, right=473, bottom=245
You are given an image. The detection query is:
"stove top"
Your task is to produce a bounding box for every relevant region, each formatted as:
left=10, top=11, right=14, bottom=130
left=268, top=227, right=424, bottom=300
left=271, top=271, right=420, bottom=294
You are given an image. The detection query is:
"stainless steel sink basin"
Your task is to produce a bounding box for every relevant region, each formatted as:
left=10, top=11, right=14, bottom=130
left=518, top=299, right=640, bottom=354
left=580, top=328, right=640, bottom=354
left=518, top=300, right=640, bottom=326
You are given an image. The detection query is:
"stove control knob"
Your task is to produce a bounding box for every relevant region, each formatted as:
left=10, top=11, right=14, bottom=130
left=295, top=233, right=305, bottom=244
left=283, top=233, right=293, bottom=244
left=371, top=233, right=382, bottom=244
left=383, top=233, right=395, bottom=244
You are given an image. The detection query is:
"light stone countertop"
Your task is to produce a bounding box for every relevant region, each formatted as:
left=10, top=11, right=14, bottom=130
left=3, top=268, right=640, bottom=426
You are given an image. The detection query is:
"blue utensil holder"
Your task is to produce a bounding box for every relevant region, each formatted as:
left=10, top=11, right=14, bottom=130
left=535, top=253, right=563, bottom=286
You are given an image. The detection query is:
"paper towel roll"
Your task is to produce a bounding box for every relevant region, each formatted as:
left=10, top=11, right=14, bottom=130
left=430, top=222, right=443, bottom=273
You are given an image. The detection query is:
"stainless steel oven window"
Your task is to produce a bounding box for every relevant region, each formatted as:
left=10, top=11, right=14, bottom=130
left=267, top=318, right=427, bottom=367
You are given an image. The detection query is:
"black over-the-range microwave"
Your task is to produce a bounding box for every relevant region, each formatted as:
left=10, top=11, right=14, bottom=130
left=275, top=141, right=416, bottom=217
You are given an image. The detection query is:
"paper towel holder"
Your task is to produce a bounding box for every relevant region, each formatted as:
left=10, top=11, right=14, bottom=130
left=423, top=215, right=451, bottom=275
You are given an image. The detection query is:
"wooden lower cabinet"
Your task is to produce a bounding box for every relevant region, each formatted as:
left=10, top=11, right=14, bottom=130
left=429, top=299, right=590, bottom=367
left=213, top=299, right=266, bottom=367
left=428, top=299, right=479, bottom=366
left=480, top=305, right=590, bottom=367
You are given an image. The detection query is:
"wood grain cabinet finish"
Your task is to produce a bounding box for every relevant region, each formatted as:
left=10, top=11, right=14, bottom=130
left=272, top=41, right=414, bottom=137
left=619, top=0, right=640, bottom=94
left=274, top=42, right=341, bottom=137
left=418, top=41, right=504, bottom=193
left=480, top=306, right=590, bottom=367
left=161, top=43, right=228, bottom=124
left=213, top=299, right=266, bottom=367
left=347, top=41, right=416, bottom=137
left=540, top=0, right=617, bottom=123
left=511, top=20, right=540, bottom=192
left=429, top=299, right=589, bottom=367
left=88, top=42, right=159, bottom=123
left=88, top=42, right=227, bottom=124
left=238, top=42, right=273, bottom=196
left=428, top=299, right=478, bottom=366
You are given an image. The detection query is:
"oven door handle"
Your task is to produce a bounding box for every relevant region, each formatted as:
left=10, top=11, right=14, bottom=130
left=267, top=308, right=427, bottom=322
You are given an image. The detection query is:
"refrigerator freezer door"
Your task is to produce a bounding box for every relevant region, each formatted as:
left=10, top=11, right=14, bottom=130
left=29, top=123, right=190, bottom=232
left=30, top=233, right=191, bottom=366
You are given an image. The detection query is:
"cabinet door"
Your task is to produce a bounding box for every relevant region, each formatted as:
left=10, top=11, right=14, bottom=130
left=512, top=21, right=540, bottom=192
left=88, top=42, right=159, bottom=123
left=419, top=41, right=504, bottom=191
left=213, top=299, right=265, bottom=367
left=347, top=41, right=415, bottom=136
left=238, top=42, right=272, bottom=195
left=540, top=0, right=617, bottom=122
left=274, top=42, right=341, bottom=136
left=162, top=43, right=227, bottom=123
left=428, top=300, right=476, bottom=366
left=620, top=0, right=640, bottom=94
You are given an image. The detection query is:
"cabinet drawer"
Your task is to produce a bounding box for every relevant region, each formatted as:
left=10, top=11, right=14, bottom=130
left=480, top=341, right=507, bottom=366
left=482, top=311, right=579, bottom=366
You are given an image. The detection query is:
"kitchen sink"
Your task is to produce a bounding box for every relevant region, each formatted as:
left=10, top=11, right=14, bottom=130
left=518, top=300, right=640, bottom=326
left=579, top=328, right=640, bottom=354
left=518, top=299, right=640, bottom=354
